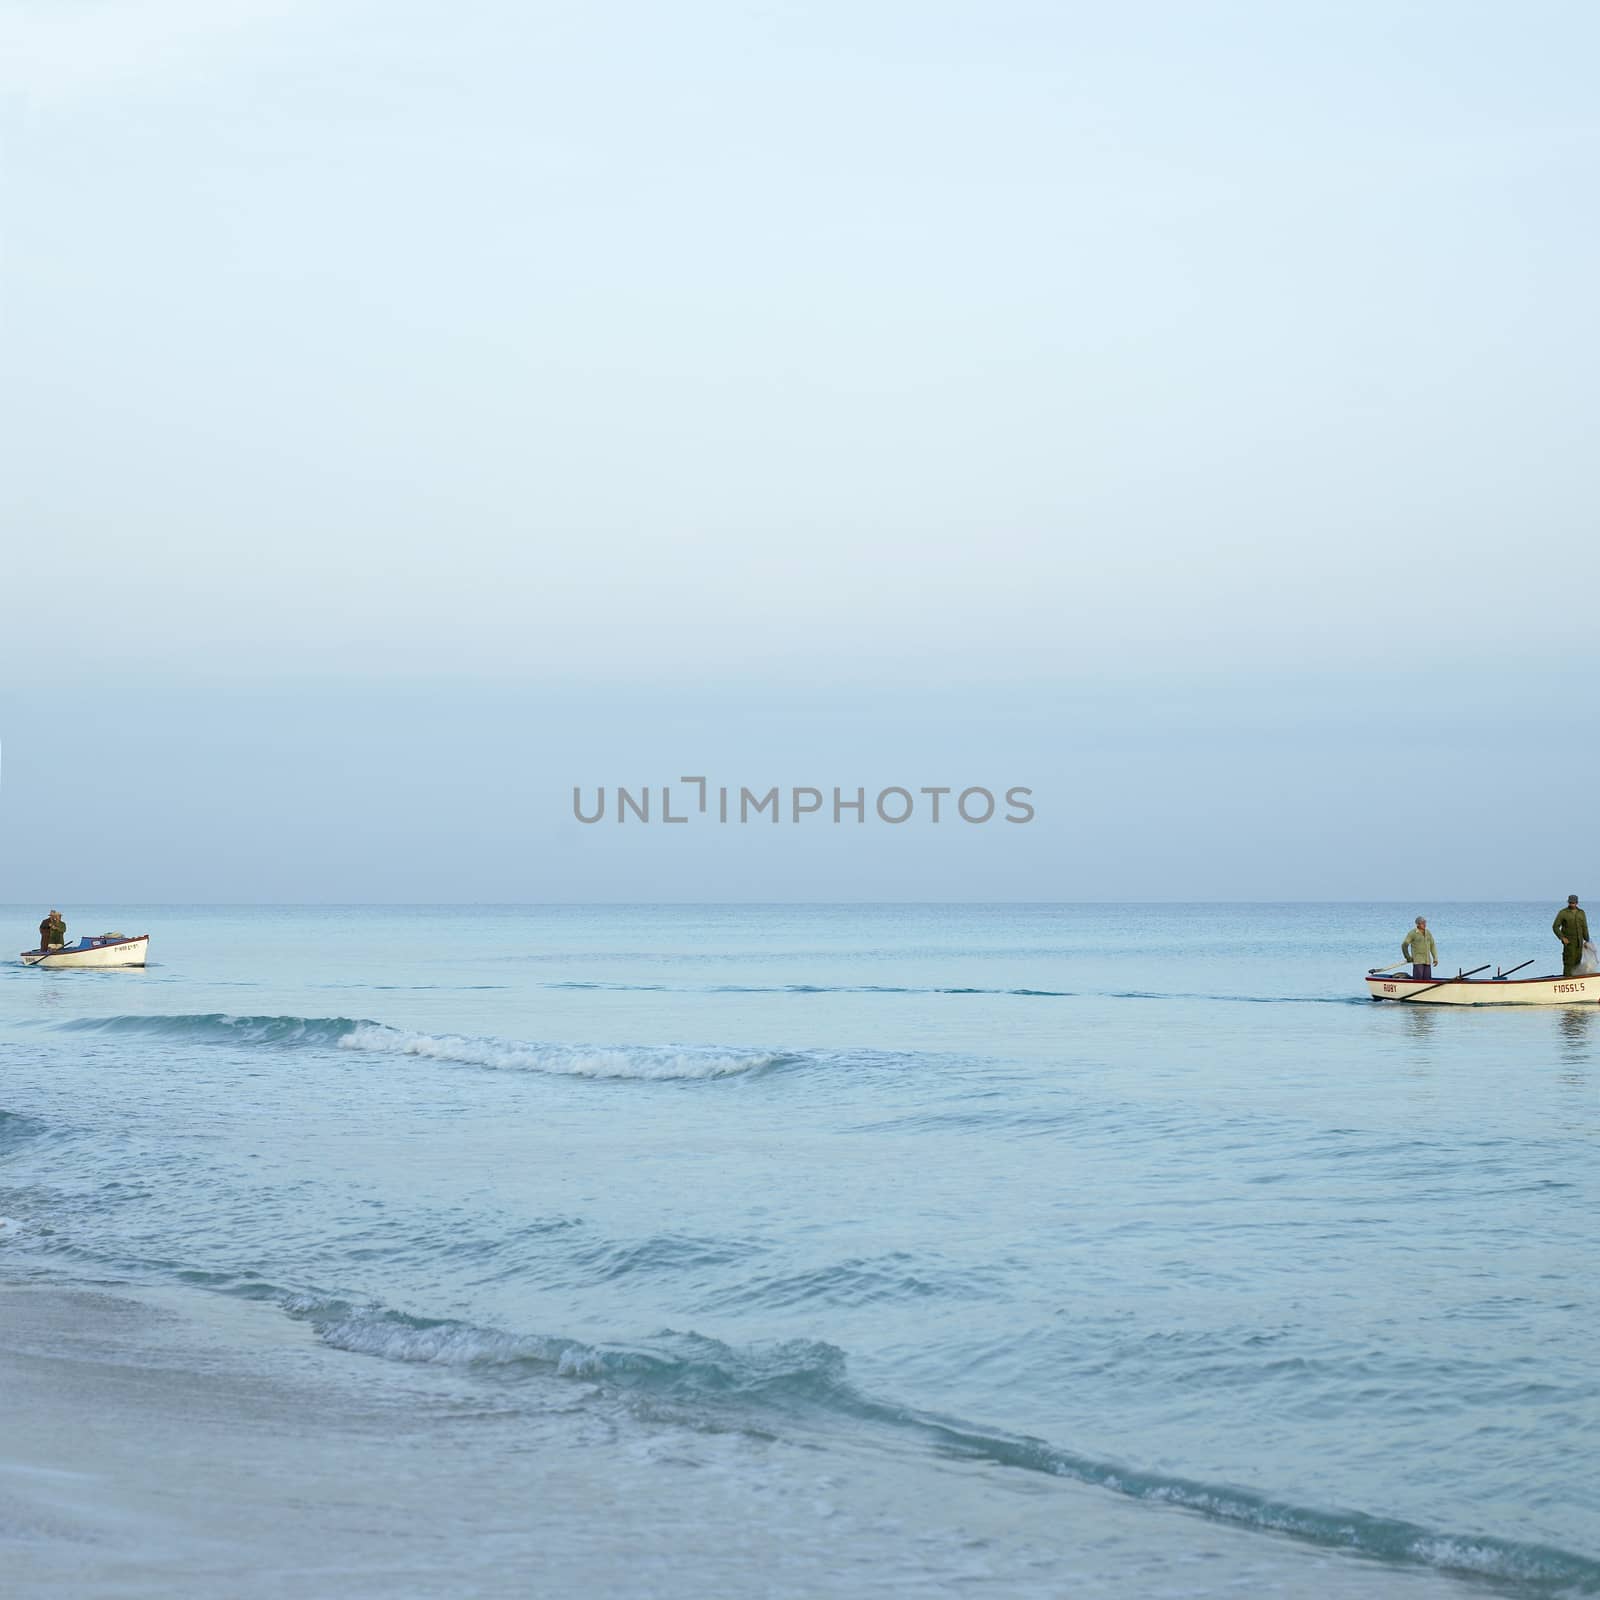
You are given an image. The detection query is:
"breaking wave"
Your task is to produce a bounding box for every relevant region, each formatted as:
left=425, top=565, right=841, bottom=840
left=52, top=1014, right=792, bottom=1081
left=285, top=1294, right=850, bottom=1398
left=337, top=1023, right=789, bottom=1080
left=58, top=1012, right=364, bottom=1046
left=279, top=1292, right=1600, bottom=1594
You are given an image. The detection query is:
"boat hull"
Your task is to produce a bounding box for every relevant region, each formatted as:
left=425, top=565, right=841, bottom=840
left=1365, top=972, right=1598, bottom=1006
left=21, top=935, right=149, bottom=970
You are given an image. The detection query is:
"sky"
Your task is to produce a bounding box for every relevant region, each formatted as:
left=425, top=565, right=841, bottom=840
left=3, top=1, right=1597, bottom=900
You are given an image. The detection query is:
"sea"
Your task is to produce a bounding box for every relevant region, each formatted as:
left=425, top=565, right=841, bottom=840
left=1, top=903, right=1596, bottom=1598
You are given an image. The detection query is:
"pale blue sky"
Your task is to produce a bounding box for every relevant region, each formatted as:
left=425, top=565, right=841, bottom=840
left=3, top=2, right=1596, bottom=898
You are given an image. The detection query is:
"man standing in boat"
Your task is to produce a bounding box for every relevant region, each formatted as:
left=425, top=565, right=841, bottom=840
left=37, top=909, right=65, bottom=951
left=1401, top=916, right=1437, bottom=980
left=1553, top=896, right=1589, bottom=977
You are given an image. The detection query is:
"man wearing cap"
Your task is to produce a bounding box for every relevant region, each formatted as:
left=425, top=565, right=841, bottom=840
left=1553, top=896, right=1590, bottom=978
left=37, top=910, right=65, bottom=951
left=1401, top=916, right=1437, bottom=980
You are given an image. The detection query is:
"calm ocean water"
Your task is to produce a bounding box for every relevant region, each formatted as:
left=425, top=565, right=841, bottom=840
left=2, top=903, right=1597, bottom=1596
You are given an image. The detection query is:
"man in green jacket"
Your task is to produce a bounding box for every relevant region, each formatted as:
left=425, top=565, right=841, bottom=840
left=37, top=910, right=65, bottom=951
left=1553, top=896, right=1589, bottom=977
left=1401, top=916, right=1437, bottom=980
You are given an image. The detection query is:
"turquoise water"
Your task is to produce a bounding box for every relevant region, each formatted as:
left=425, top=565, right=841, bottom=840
left=2, top=904, right=1597, bottom=1595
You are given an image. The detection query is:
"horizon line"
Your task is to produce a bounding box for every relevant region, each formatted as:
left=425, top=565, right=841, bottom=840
left=0, top=899, right=1572, bottom=910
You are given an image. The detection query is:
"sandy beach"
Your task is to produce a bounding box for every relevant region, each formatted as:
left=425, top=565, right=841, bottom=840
left=1, top=1278, right=1489, bottom=1600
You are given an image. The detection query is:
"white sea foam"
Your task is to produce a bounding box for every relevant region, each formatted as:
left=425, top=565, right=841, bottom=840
left=336, top=1023, right=783, bottom=1080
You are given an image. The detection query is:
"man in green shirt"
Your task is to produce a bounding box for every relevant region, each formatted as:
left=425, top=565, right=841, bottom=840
left=1553, top=896, right=1589, bottom=977
left=1401, top=916, right=1437, bottom=980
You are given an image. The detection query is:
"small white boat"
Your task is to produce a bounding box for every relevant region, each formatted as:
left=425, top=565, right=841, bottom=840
left=1365, top=969, right=1597, bottom=1006
left=21, top=933, right=149, bottom=970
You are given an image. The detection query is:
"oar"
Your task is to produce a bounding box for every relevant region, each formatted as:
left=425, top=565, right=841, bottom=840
left=1368, top=962, right=1410, bottom=975
left=1399, top=963, right=1491, bottom=1001
left=1495, top=960, right=1534, bottom=980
